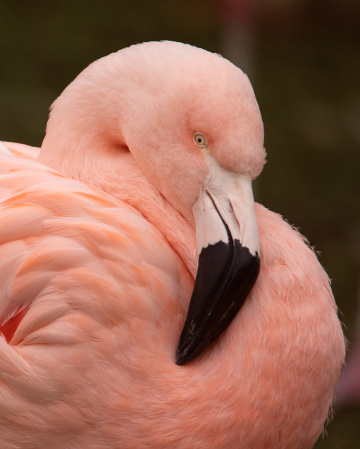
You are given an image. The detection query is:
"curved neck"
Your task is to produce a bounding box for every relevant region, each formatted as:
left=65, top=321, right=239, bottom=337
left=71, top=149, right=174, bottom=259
left=38, top=68, right=197, bottom=276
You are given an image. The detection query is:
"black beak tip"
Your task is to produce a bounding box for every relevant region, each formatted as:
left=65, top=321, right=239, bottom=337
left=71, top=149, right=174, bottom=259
left=175, top=353, right=184, bottom=366
left=175, top=342, right=190, bottom=365
left=175, top=240, right=260, bottom=366
left=176, top=329, right=212, bottom=365
left=175, top=347, right=193, bottom=366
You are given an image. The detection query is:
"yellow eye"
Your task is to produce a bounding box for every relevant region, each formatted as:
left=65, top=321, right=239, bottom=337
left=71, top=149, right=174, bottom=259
left=193, top=133, right=207, bottom=147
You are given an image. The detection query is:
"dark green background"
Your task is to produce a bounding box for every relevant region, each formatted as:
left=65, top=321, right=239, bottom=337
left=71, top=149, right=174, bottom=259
left=1, top=0, right=359, bottom=447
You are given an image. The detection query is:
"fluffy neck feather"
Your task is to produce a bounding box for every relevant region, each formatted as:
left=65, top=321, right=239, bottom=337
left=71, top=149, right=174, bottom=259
left=37, top=51, right=197, bottom=277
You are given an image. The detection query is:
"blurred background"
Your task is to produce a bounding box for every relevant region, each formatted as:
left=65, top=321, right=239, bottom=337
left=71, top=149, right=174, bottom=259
left=0, top=0, right=359, bottom=446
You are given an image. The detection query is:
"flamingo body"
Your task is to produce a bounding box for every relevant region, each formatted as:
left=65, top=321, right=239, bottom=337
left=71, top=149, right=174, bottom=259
left=0, top=41, right=345, bottom=448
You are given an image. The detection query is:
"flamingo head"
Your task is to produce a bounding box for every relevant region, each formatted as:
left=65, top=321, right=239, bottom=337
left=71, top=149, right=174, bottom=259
left=39, top=41, right=266, bottom=364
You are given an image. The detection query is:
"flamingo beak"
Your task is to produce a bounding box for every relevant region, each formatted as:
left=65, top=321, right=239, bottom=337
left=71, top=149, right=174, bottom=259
left=176, top=164, right=260, bottom=365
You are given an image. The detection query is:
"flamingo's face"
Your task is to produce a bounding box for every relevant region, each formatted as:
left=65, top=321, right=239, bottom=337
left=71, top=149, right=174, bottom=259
left=41, top=41, right=267, bottom=364
left=121, top=43, right=265, bottom=218
left=117, top=43, right=266, bottom=363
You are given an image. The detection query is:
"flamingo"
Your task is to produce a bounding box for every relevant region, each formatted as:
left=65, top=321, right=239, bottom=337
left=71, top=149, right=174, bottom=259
left=0, top=41, right=345, bottom=448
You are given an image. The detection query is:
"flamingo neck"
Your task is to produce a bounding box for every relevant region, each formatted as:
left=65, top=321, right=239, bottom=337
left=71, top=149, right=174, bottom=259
left=38, top=103, right=197, bottom=277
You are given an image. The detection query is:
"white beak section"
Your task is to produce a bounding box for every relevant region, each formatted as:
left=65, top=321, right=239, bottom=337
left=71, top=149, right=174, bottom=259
left=192, top=151, right=260, bottom=259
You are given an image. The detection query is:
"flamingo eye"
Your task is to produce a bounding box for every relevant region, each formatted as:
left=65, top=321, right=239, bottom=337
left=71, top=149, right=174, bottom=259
left=193, top=133, right=207, bottom=147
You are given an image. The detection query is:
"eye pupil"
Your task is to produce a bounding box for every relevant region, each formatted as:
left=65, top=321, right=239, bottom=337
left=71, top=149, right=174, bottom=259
left=194, top=133, right=206, bottom=147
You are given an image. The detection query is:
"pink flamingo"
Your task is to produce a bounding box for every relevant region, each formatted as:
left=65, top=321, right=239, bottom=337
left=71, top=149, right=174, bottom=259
left=0, top=42, right=345, bottom=448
